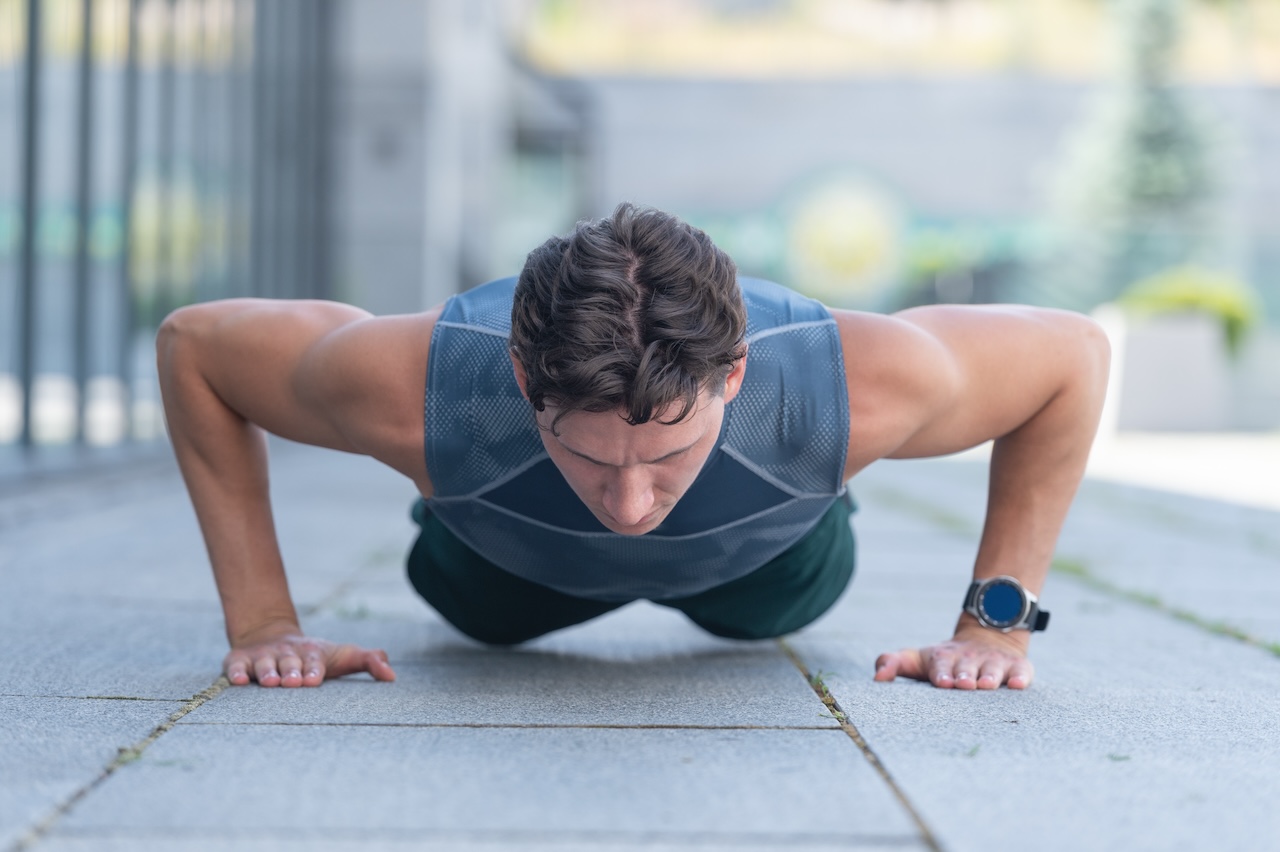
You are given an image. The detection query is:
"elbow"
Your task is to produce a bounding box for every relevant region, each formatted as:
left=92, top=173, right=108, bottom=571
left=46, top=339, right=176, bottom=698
left=1077, top=314, right=1112, bottom=398
left=1057, top=313, right=1111, bottom=424
left=156, top=305, right=198, bottom=375
left=156, top=303, right=223, bottom=388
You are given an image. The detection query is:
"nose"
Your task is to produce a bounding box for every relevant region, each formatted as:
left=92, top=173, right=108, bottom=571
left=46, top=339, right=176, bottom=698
left=601, top=467, right=655, bottom=527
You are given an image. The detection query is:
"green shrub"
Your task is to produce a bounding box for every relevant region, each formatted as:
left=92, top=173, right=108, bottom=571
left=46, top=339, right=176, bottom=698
left=1119, top=265, right=1261, bottom=356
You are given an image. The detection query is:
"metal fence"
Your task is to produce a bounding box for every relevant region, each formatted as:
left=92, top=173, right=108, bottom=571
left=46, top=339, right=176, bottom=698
left=0, top=0, right=332, bottom=464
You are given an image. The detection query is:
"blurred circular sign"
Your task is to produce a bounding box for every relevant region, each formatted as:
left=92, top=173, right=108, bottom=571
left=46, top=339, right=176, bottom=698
left=783, top=174, right=902, bottom=308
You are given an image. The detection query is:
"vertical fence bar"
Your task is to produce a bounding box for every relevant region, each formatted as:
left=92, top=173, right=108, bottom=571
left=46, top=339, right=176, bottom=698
left=239, top=0, right=254, bottom=298
left=249, top=0, right=267, bottom=297
left=192, top=0, right=210, bottom=302
left=227, top=0, right=248, bottom=297
left=313, top=0, right=332, bottom=301
left=72, top=0, right=96, bottom=444
left=294, top=0, right=313, bottom=301
left=268, top=0, right=285, bottom=298
left=17, top=0, right=42, bottom=449
left=155, top=0, right=176, bottom=325
left=117, top=0, right=140, bottom=442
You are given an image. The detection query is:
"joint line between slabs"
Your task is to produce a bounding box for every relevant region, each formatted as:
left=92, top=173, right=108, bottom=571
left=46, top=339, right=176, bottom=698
left=777, top=639, right=943, bottom=852
left=0, top=693, right=184, bottom=703
left=179, top=721, right=840, bottom=731
left=7, top=677, right=229, bottom=852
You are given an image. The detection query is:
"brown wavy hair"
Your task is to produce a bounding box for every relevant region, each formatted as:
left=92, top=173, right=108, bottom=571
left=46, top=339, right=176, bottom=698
left=511, top=203, right=747, bottom=432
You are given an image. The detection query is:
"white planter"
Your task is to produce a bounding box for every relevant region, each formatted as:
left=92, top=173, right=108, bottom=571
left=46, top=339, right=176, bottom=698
left=1093, top=305, right=1232, bottom=432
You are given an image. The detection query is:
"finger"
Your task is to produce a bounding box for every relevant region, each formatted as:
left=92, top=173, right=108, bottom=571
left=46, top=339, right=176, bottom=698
left=365, top=649, right=397, bottom=682
left=1006, top=658, right=1035, bottom=690
left=277, top=652, right=304, bottom=688
left=876, top=649, right=926, bottom=683
left=224, top=651, right=253, bottom=686
left=253, top=654, right=282, bottom=687
left=926, top=650, right=958, bottom=689
left=952, top=657, right=978, bottom=690
left=301, top=651, right=326, bottom=687
left=325, top=645, right=396, bottom=681
left=976, top=658, right=1007, bottom=691
left=873, top=652, right=899, bottom=682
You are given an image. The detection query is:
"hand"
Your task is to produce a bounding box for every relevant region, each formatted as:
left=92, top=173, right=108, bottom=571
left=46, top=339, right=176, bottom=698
left=873, top=623, right=1034, bottom=690
left=223, top=625, right=397, bottom=688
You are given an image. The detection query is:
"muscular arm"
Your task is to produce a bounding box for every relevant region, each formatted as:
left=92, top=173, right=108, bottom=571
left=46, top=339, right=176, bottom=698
left=836, top=304, right=1111, bottom=689
left=157, top=299, right=436, bottom=686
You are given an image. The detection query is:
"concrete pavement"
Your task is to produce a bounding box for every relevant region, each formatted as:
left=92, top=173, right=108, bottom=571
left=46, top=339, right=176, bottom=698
left=3, top=440, right=1278, bottom=851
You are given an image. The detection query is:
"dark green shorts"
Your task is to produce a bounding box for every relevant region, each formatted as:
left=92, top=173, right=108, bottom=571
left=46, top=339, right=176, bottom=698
left=406, top=497, right=856, bottom=645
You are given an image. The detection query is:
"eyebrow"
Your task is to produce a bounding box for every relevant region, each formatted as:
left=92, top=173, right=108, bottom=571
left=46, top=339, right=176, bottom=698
left=556, top=437, right=702, bottom=467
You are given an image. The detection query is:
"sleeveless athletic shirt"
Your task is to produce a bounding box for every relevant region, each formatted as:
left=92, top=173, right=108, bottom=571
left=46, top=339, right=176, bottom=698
left=423, top=276, right=850, bottom=602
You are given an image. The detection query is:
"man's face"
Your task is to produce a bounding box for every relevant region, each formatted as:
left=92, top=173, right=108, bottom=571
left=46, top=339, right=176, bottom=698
left=513, top=357, right=746, bottom=537
left=536, top=396, right=723, bottom=536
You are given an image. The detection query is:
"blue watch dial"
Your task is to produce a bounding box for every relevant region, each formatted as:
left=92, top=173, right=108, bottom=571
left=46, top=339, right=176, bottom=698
left=979, top=581, right=1024, bottom=627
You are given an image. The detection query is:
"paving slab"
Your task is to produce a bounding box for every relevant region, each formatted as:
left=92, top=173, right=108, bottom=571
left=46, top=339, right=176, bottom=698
left=0, top=441, right=419, bottom=612
left=0, top=600, right=228, bottom=701
left=56, top=725, right=920, bottom=844
left=789, top=541, right=1280, bottom=852
left=0, top=696, right=184, bottom=851
left=38, top=833, right=923, bottom=851
left=853, top=457, right=1280, bottom=647
left=188, top=646, right=834, bottom=729
left=11, top=438, right=1278, bottom=851
left=190, top=601, right=836, bottom=729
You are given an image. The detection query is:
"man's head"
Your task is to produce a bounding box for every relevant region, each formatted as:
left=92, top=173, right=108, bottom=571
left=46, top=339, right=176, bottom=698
left=511, top=202, right=747, bottom=430
left=509, top=203, right=748, bottom=535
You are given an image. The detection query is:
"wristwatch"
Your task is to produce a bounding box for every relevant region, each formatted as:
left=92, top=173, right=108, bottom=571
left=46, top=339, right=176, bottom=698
left=963, top=575, right=1050, bottom=632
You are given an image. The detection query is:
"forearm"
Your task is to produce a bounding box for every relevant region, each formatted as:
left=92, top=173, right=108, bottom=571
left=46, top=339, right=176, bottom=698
left=158, top=312, right=300, bottom=646
left=963, top=330, right=1109, bottom=642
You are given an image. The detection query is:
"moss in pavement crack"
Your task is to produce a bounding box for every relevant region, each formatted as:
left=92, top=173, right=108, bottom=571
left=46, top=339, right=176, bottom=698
left=12, top=677, right=229, bottom=852
left=1052, top=557, right=1280, bottom=659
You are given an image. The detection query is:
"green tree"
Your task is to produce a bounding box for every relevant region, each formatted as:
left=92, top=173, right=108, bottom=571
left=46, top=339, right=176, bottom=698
left=1050, top=0, right=1220, bottom=310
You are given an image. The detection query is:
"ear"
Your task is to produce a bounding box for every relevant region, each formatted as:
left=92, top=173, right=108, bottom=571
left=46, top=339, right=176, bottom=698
left=509, top=351, right=530, bottom=401
left=722, top=347, right=748, bottom=404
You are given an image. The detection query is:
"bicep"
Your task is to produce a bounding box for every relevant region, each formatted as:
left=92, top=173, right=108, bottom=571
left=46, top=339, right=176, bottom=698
left=293, top=310, right=436, bottom=475
left=162, top=300, right=430, bottom=462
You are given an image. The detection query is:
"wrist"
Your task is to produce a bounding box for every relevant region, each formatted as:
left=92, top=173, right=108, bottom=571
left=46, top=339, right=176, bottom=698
left=228, top=614, right=302, bottom=648
left=953, top=613, right=1031, bottom=654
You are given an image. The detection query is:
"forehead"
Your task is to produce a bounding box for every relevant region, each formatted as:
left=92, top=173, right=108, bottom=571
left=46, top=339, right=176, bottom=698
left=540, top=396, right=719, bottom=462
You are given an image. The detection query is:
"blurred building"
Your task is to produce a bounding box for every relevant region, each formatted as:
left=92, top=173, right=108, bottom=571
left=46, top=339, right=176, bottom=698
left=0, top=0, right=587, bottom=471
left=3, top=0, right=1276, bottom=474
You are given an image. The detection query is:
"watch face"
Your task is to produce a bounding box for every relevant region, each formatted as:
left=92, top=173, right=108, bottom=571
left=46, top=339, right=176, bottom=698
left=978, top=580, right=1025, bottom=628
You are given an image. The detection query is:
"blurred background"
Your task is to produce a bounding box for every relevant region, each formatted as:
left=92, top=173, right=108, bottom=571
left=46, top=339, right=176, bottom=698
left=2, top=0, right=1278, bottom=478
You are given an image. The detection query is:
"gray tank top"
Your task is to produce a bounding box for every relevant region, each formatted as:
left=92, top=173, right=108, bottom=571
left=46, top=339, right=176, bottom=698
left=424, top=276, right=850, bottom=601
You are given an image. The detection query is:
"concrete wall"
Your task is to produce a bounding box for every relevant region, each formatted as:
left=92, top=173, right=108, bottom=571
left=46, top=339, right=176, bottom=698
left=577, top=74, right=1280, bottom=430
left=581, top=75, right=1278, bottom=301
left=329, top=0, right=512, bottom=315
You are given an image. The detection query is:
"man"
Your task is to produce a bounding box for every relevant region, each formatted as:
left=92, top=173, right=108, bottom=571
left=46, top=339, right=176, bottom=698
left=158, top=204, right=1109, bottom=691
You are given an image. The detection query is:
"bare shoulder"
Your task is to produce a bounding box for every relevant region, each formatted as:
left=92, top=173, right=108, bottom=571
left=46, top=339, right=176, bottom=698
left=294, top=307, right=442, bottom=492
left=830, top=308, right=961, bottom=477
left=831, top=304, right=1108, bottom=477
